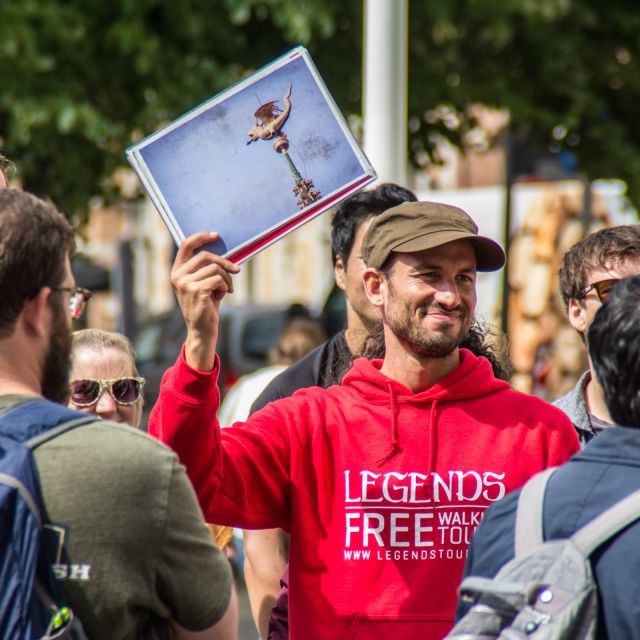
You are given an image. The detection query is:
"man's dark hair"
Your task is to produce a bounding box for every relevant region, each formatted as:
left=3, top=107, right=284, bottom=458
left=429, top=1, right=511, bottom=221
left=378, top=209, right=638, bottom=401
left=0, top=189, right=76, bottom=337
left=558, top=225, right=640, bottom=309
left=331, top=183, right=417, bottom=267
left=588, top=275, right=640, bottom=427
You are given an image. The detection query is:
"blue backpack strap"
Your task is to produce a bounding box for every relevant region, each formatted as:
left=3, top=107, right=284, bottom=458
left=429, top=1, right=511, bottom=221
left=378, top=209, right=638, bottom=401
left=514, top=466, right=558, bottom=555
left=0, top=399, right=93, bottom=518
left=0, top=398, right=92, bottom=639
left=0, top=398, right=94, bottom=445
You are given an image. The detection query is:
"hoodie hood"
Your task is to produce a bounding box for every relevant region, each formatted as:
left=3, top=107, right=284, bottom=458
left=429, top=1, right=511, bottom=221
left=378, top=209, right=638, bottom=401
left=342, top=348, right=509, bottom=404
left=341, top=349, right=510, bottom=466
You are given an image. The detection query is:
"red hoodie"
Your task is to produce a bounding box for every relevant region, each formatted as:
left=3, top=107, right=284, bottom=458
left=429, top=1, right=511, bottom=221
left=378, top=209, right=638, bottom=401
left=149, top=348, right=579, bottom=640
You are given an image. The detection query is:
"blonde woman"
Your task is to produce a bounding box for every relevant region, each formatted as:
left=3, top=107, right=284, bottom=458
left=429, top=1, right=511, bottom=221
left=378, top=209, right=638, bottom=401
left=69, top=329, right=145, bottom=428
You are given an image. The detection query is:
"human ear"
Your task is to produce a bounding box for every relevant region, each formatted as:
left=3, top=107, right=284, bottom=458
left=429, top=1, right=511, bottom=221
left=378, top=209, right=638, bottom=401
left=334, top=257, right=347, bottom=291
left=567, top=298, right=587, bottom=335
left=363, top=268, right=385, bottom=308
left=21, top=288, right=52, bottom=338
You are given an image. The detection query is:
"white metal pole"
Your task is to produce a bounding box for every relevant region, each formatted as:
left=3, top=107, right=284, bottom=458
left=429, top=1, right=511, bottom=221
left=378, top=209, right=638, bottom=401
left=363, top=0, right=408, bottom=185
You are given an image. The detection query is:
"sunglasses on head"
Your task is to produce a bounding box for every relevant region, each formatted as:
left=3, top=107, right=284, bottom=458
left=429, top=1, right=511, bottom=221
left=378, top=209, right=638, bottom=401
left=581, top=278, right=619, bottom=304
left=70, top=377, right=145, bottom=407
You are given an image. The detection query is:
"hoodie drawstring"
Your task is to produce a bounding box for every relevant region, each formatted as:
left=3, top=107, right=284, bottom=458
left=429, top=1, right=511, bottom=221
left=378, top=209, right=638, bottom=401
left=376, top=383, right=401, bottom=466
left=425, top=400, right=439, bottom=478
left=375, top=390, right=440, bottom=470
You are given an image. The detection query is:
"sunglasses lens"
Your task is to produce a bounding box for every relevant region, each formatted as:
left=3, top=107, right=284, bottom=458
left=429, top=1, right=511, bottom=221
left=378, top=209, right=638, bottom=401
left=69, top=292, right=85, bottom=320
left=595, top=279, right=617, bottom=303
left=70, top=379, right=101, bottom=406
left=111, top=378, right=141, bottom=404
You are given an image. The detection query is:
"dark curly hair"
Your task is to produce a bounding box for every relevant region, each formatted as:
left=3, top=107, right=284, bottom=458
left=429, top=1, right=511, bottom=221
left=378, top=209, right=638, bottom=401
left=460, top=321, right=513, bottom=381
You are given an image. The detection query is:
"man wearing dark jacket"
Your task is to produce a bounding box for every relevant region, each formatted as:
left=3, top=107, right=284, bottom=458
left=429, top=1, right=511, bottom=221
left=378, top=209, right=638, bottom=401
left=0, top=188, right=232, bottom=639
left=459, top=274, right=640, bottom=639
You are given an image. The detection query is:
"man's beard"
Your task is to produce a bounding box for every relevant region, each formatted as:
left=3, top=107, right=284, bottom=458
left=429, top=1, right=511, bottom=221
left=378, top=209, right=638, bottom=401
left=384, top=281, right=470, bottom=358
left=41, top=299, right=72, bottom=404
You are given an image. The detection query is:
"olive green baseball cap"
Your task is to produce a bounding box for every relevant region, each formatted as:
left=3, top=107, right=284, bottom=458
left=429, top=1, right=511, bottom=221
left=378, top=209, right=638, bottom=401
left=362, top=201, right=506, bottom=272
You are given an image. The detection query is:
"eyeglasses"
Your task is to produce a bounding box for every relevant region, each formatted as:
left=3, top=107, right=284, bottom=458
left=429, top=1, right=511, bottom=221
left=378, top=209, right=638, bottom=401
left=581, top=278, right=619, bottom=304
left=69, top=377, right=145, bottom=407
left=51, top=287, right=92, bottom=319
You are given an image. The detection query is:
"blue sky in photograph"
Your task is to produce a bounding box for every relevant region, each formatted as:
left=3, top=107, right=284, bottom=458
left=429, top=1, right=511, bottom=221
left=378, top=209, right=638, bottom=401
left=137, top=52, right=369, bottom=256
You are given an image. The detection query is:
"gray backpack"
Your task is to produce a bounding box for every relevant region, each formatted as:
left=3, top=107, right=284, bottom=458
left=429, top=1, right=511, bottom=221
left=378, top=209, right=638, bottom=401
left=446, top=467, right=640, bottom=639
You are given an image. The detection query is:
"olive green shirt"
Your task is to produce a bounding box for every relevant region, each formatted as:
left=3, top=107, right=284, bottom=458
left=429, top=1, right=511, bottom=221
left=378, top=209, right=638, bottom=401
left=1, top=395, right=231, bottom=640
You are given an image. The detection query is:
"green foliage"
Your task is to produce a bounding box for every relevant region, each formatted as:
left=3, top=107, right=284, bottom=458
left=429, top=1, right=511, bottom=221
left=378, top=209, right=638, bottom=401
left=2, top=0, right=640, bottom=213
left=407, top=0, right=640, bottom=205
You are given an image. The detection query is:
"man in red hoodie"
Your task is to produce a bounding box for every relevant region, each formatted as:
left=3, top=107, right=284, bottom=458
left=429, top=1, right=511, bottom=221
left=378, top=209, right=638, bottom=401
left=149, top=201, right=580, bottom=640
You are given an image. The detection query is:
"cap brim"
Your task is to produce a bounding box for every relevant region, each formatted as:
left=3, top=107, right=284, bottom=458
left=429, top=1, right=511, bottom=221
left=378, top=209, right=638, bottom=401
left=393, top=231, right=506, bottom=272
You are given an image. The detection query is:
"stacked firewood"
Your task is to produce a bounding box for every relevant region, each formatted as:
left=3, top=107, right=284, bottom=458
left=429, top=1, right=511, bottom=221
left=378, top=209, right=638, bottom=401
left=507, top=187, right=610, bottom=399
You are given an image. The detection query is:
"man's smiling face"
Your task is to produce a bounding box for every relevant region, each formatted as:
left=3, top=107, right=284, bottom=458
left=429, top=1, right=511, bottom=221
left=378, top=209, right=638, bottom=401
left=382, top=239, right=477, bottom=358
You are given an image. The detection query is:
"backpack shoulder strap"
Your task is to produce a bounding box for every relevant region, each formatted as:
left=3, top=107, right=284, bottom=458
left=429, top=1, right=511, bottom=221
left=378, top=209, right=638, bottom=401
left=0, top=396, right=40, bottom=421
left=26, top=415, right=95, bottom=449
left=0, top=398, right=94, bottom=446
left=0, top=465, right=43, bottom=525
left=514, top=466, right=558, bottom=556
left=571, top=488, right=640, bottom=556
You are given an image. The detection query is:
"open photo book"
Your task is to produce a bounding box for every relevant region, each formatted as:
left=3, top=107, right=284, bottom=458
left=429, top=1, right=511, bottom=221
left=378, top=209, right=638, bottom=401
left=126, top=46, right=376, bottom=262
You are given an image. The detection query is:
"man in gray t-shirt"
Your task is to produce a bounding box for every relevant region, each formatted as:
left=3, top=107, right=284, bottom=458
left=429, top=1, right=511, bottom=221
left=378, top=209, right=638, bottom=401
left=0, top=189, right=231, bottom=639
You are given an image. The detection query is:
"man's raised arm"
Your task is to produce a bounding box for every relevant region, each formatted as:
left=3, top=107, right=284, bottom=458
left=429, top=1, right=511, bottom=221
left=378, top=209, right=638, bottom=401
left=148, top=233, right=293, bottom=530
left=171, top=231, right=240, bottom=372
left=148, top=231, right=240, bottom=505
